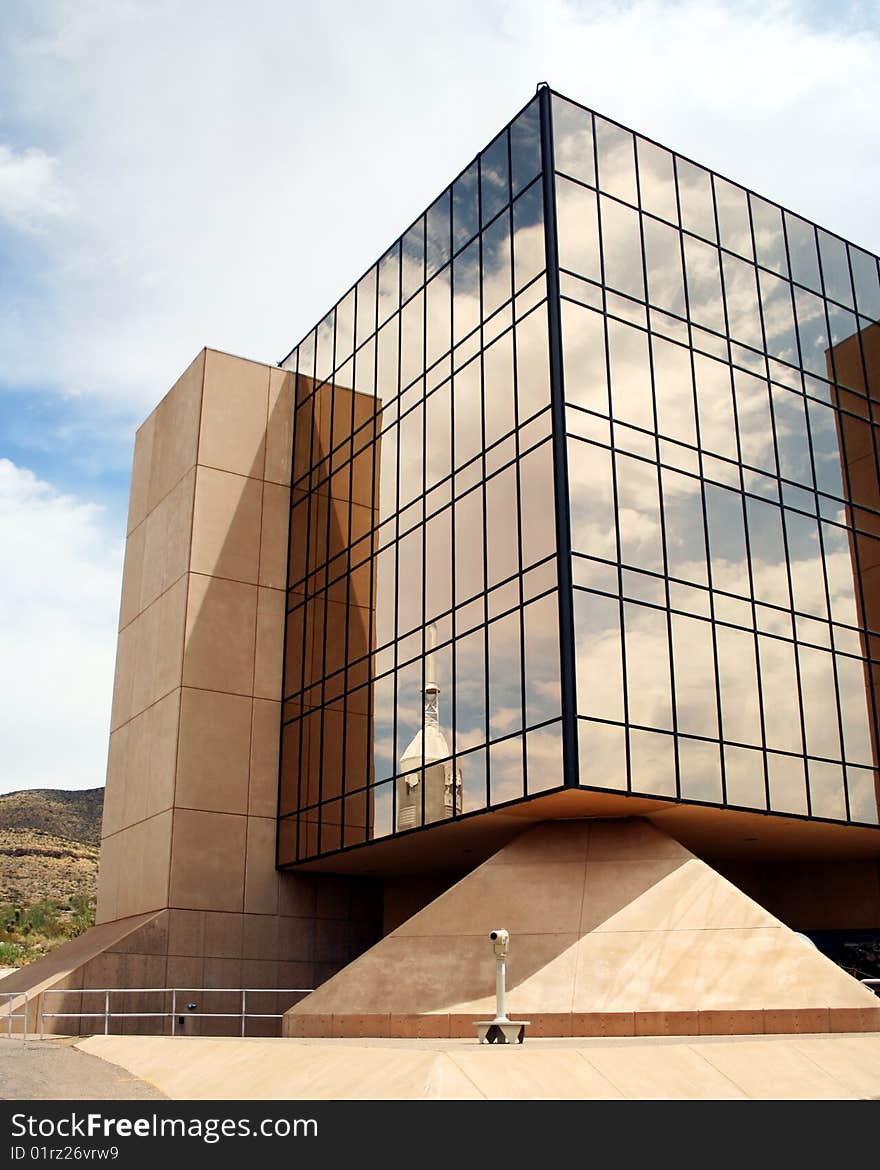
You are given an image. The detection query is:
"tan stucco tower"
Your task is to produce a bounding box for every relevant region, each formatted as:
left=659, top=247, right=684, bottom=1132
left=0, top=349, right=381, bottom=1032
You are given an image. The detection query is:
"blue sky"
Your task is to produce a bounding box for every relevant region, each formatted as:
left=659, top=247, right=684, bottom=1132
left=1, top=0, right=879, bottom=792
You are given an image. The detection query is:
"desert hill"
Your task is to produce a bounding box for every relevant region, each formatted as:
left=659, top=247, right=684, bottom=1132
left=0, top=787, right=103, bottom=847
left=0, top=788, right=102, bottom=966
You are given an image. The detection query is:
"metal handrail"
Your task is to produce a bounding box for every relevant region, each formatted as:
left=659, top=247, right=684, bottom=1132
left=1, top=991, right=28, bottom=1042
left=38, top=987, right=313, bottom=1039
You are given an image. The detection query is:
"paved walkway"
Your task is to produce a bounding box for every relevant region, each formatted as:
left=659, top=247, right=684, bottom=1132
left=0, top=1037, right=165, bottom=1100
left=75, top=1032, right=880, bottom=1100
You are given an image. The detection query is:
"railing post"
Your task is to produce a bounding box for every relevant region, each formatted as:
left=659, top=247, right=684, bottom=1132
left=39, top=993, right=45, bottom=1042
left=104, top=989, right=110, bottom=1036
left=5, top=994, right=10, bottom=1042
left=22, top=992, right=28, bottom=1044
left=171, top=989, right=177, bottom=1036
left=241, top=990, right=246, bottom=1038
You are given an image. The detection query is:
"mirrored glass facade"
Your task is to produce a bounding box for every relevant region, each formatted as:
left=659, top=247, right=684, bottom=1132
left=278, top=97, right=563, bottom=863
left=279, top=88, right=880, bottom=865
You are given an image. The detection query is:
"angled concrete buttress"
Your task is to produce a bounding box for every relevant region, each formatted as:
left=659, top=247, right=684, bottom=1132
left=283, top=819, right=880, bottom=1038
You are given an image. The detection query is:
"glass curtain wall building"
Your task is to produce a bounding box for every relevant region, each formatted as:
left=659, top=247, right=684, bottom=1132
left=278, top=86, right=880, bottom=867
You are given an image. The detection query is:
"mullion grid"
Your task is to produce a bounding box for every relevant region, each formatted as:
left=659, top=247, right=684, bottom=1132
left=509, top=117, right=527, bottom=803
left=276, top=367, right=299, bottom=867
left=641, top=133, right=682, bottom=801
left=338, top=281, right=362, bottom=848
left=540, top=83, right=579, bottom=796
left=282, top=108, right=558, bottom=858
left=472, top=133, right=491, bottom=812
left=277, top=91, right=542, bottom=385
left=390, top=235, right=404, bottom=839
left=351, top=273, right=379, bottom=847
left=555, top=284, right=880, bottom=535
left=778, top=209, right=846, bottom=820
left=736, top=184, right=797, bottom=813
left=284, top=709, right=567, bottom=860
left=751, top=186, right=814, bottom=816
left=550, top=84, right=879, bottom=327
left=671, top=150, right=731, bottom=808
left=842, top=242, right=880, bottom=813
left=314, top=304, right=339, bottom=856
left=812, top=223, right=868, bottom=823
left=288, top=197, right=546, bottom=505
left=287, top=271, right=548, bottom=555
left=587, top=105, right=632, bottom=796
left=558, top=97, right=879, bottom=822
left=552, top=164, right=880, bottom=466
left=281, top=93, right=880, bottom=862
left=296, top=338, right=318, bottom=861
left=419, top=199, right=431, bottom=829
left=280, top=395, right=553, bottom=719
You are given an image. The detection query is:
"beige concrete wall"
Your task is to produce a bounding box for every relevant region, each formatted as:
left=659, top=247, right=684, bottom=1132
left=84, top=349, right=381, bottom=1023
left=99, top=348, right=293, bottom=922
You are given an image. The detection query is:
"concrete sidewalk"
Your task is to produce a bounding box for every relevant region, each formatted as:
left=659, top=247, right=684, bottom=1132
left=74, top=1032, right=880, bottom=1100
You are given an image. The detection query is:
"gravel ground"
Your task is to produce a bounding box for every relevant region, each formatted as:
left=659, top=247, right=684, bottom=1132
left=0, top=1038, right=166, bottom=1100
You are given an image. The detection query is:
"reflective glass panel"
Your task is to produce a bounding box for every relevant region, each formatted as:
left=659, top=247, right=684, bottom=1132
left=616, top=453, right=663, bottom=573
left=679, top=736, right=723, bottom=803
left=601, top=195, right=644, bottom=301
left=722, top=251, right=762, bottom=350
left=644, top=217, right=685, bottom=317
left=850, top=247, right=880, bottom=320
left=556, top=175, right=601, bottom=281
left=716, top=624, right=762, bottom=746
left=489, top=611, right=522, bottom=738
left=481, top=130, right=509, bottom=228
left=524, top=593, right=562, bottom=726
left=750, top=195, right=788, bottom=276
left=426, top=190, right=451, bottom=279
left=552, top=96, right=596, bottom=186
left=724, top=743, right=766, bottom=809
left=671, top=612, right=718, bottom=737
left=684, top=235, right=725, bottom=334
left=578, top=718, right=627, bottom=789
left=624, top=601, right=673, bottom=730
left=714, top=177, right=752, bottom=259
left=785, top=213, right=821, bottom=294
left=510, top=99, right=541, bottom=196
left=595, top=117, right=637, bottom=205
left=637, top=137, right=677, bottom=224
left=569, top=440, right=616, bottom=560
left=652, top=335, right=696, bottom=444
left=677, top=158, right=716, bottom=243
left=575, top=590, right=624, bottom=721
left=629, top=728, right=675, bottom=796
left=818, top=230, right=854, bottom=309
left=453, top=161, right=479, bottom=252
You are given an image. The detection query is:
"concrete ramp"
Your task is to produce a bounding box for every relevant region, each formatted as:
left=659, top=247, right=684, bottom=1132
left=76, top=1033, right=880, bottom=1100
left=284, top=819, right=880, bottom=1037
left=0, top=911, right=163, bottom=1035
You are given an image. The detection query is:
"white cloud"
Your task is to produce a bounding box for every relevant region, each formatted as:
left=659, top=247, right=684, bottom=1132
left=0, top=459, right=122, bottom=792
left=0, top=144, right=71, bottom=230
left=0, top=0, right=877, bottom=413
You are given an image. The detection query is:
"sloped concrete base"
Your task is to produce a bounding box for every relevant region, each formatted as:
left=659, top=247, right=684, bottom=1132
left=283, top=819, right=880, bottom=1038
left=0, top=912, right=164, bottom=1035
